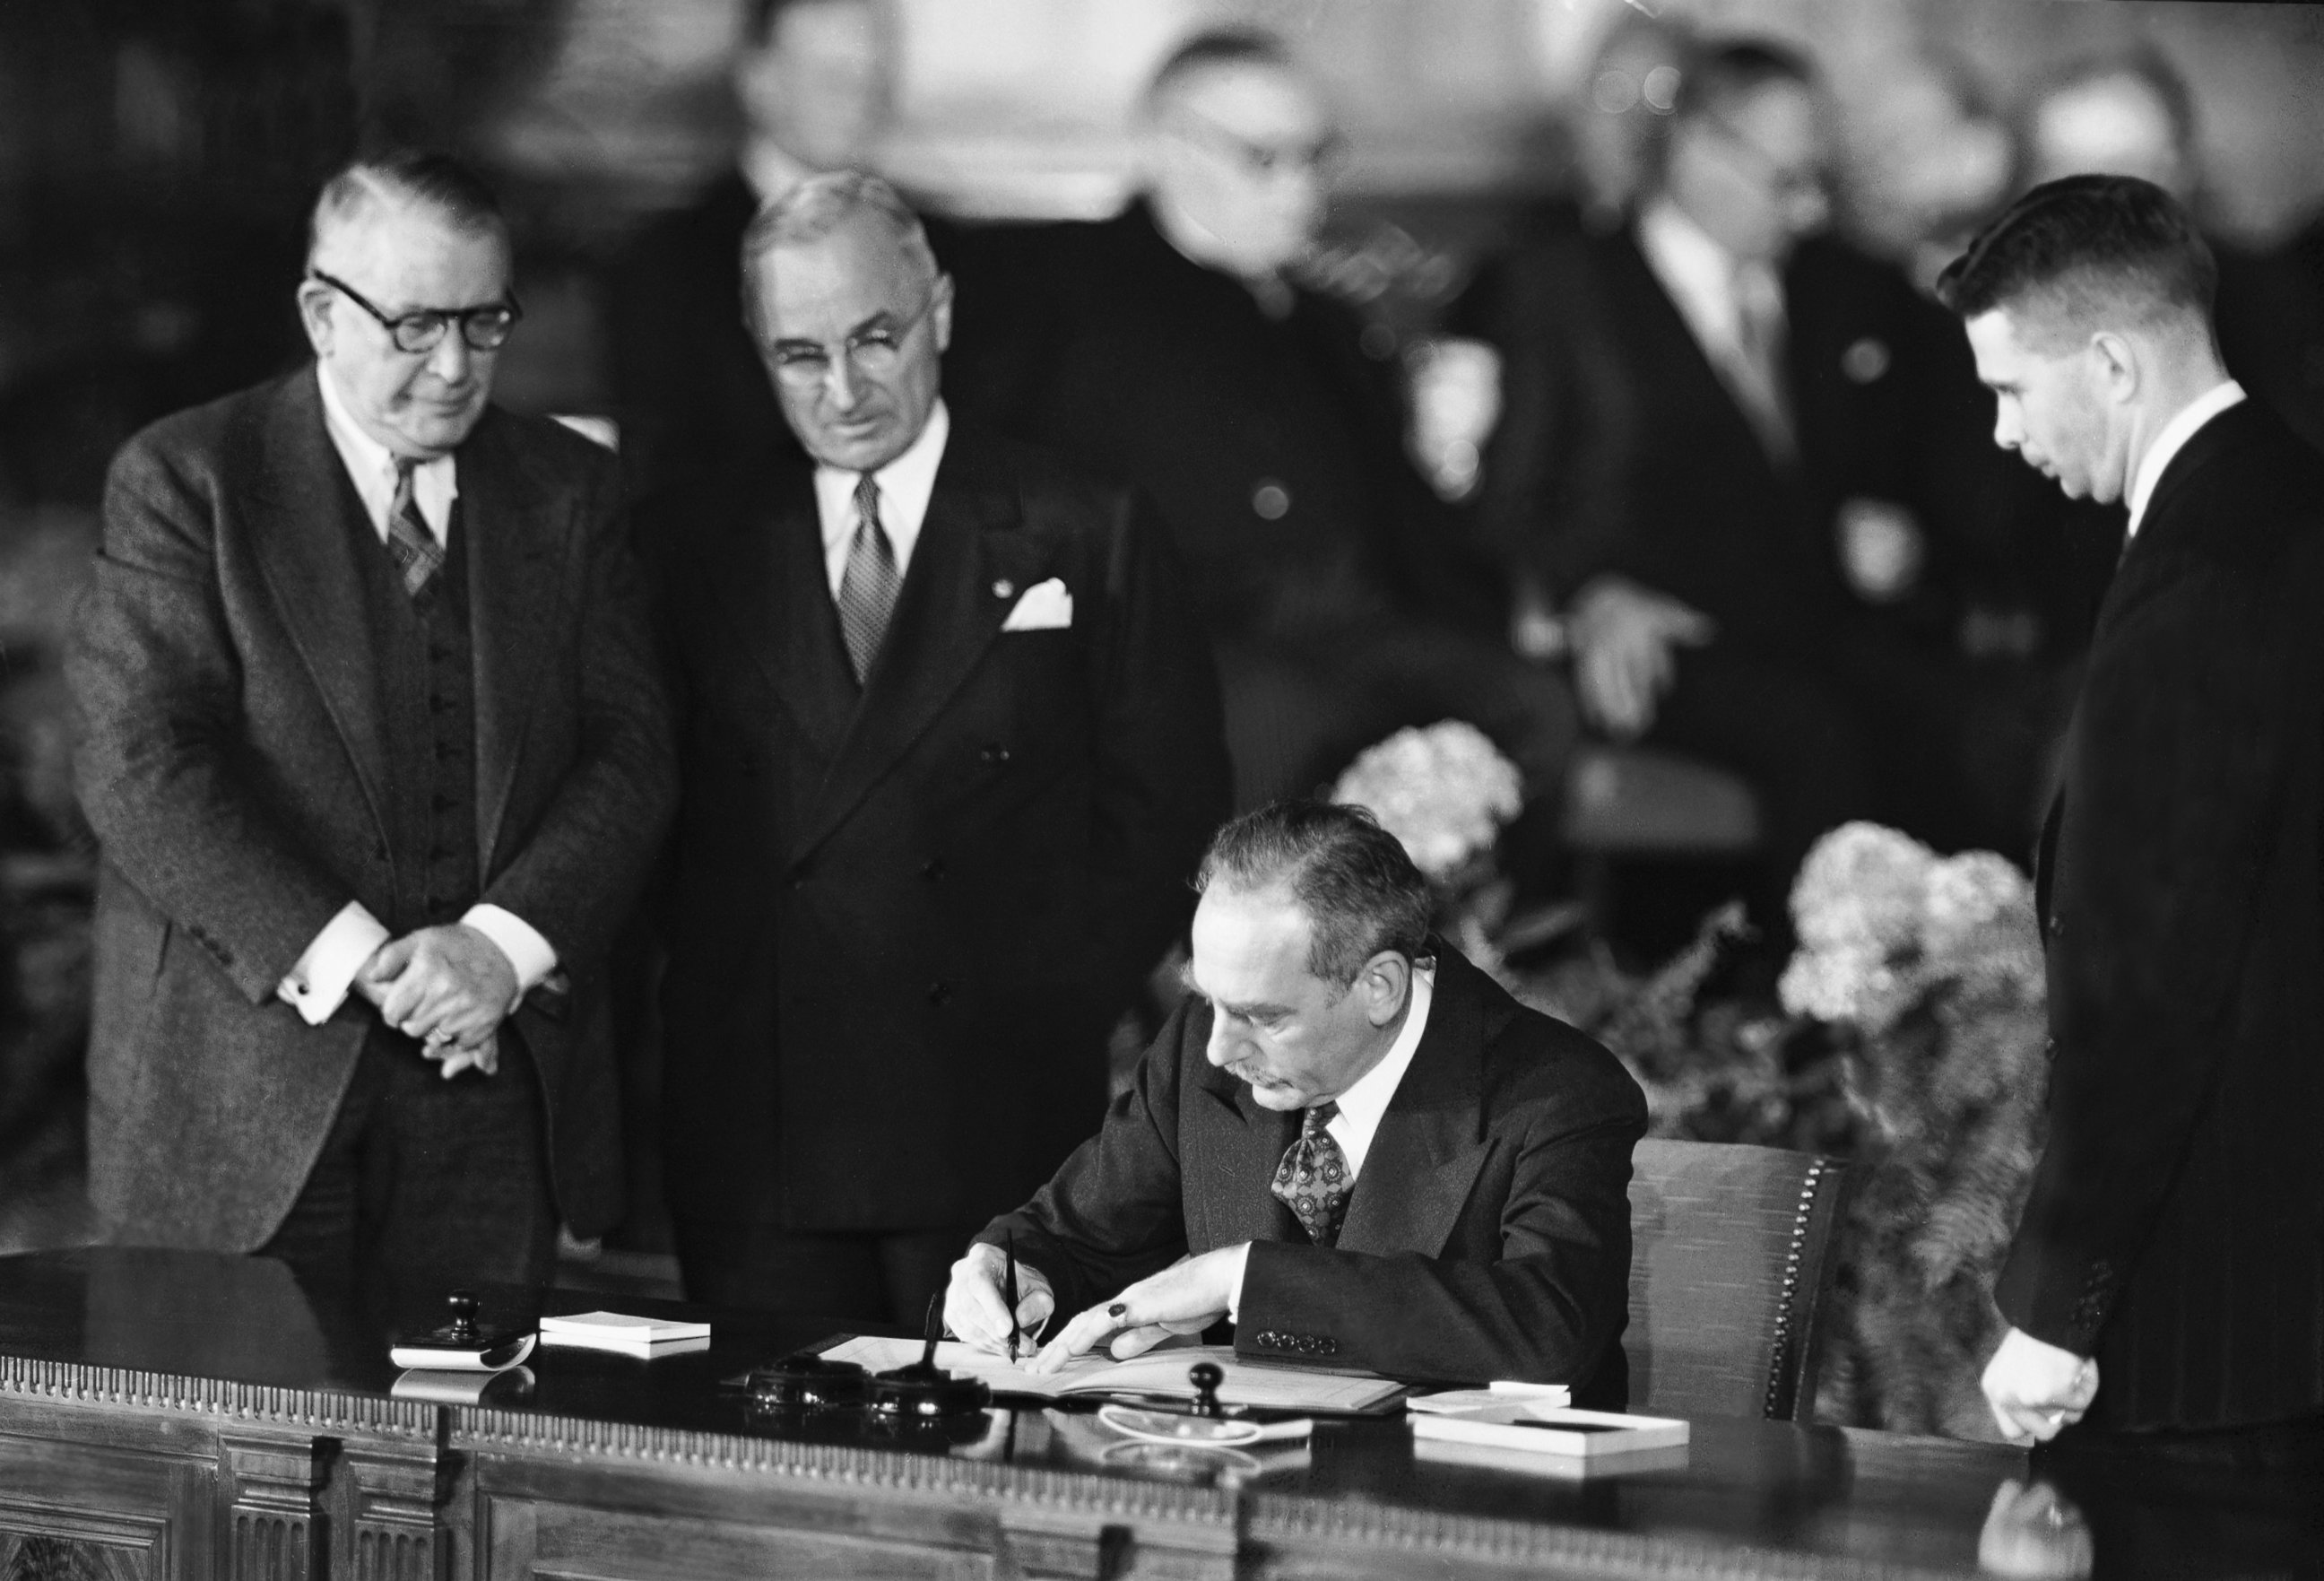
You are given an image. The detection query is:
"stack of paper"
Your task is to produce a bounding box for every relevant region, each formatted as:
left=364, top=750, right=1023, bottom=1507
left=539, top=1311, right=712, bottom=1358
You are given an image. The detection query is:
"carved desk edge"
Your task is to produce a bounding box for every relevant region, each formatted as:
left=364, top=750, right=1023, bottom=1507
left=0, top=1354, right=438, bottom=1440
left=1244, top=1493, right=1971, bottom=1581
left=0, top=1352, right=1240, bottom=1538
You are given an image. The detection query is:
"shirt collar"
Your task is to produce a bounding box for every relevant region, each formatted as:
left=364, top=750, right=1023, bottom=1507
left=314, top=361, right=459, bottom=544
left=1323, top=960, right=1435, bottom=1177
left=813, top=399, right=950, bottom=573
left=1638, top=196, right=1746, bottom=349
left=2126, top=379, right=2246, bottom=539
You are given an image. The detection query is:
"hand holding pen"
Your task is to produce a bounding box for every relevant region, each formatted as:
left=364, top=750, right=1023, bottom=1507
left=941, top=1239, right=1056, bottom=1359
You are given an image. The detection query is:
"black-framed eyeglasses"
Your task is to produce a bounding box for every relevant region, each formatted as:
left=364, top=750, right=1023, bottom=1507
left=762, top=292, right=940, bottom=387
left=309, top=270, right=523, bottom=353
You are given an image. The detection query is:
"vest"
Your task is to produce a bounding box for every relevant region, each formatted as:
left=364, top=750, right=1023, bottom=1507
left=351, top=501, right=482, bottom=934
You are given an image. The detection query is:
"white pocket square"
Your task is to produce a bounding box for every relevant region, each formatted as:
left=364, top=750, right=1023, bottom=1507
left=1001, top=578, right=1073, bottom=631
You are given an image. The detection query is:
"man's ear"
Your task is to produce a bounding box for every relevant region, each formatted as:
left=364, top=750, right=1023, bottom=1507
left=2089, top=330, right=2140, bottom=404
left=295, top=281, right=335, bottom=358
left=1358, top=951, right=1412, bottom=1029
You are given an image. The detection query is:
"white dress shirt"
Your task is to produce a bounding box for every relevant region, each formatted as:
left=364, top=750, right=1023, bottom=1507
left=1637, top=198, right=1793, bottom=460
left=1226, top=961, right=1437, bottom=1316
left=274, top=366, right=558, bottom=1029
left=813, top=401, right=950, bottom=598
left=2126, top=379, right=2247, bottom=540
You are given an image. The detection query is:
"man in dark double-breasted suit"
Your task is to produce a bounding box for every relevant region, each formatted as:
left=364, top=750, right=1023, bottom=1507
left=657, top=172, right=1229, bottom=1325
left=69, top=153, right=675, bottom=1316
left=1945, top=178, right=2324, bottom=1482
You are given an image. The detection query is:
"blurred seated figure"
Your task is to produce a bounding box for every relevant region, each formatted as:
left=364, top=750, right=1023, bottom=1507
left=950, top=28, right=1578, bottom=813
left=2023, top=48, right=2324, bottom=456
left=1465, top=39, right=2047, bottom=925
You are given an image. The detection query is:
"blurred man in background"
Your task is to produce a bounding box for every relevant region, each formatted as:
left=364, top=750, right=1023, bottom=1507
left=952, top=28, right=1577, bottom=815
left=609, top=0, right=902, bottom=502
left=1467, top=39, right=2043, bottom=930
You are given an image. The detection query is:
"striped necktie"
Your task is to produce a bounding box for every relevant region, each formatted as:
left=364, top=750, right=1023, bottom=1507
left=837, top=471, right=901, bottom=684
left=1271, top=1101, right=1353, bottom=1248
left=385, top=457, right=446, bottom=598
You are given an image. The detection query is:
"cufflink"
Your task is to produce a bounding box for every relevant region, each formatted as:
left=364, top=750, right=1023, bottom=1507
left=992, top=578, right=1015, bottom=599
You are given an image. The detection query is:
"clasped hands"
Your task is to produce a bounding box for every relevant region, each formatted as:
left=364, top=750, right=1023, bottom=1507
left=943, top=1243, right=1246, bottom=1373
left=352, top=924, right=520, bottom=1079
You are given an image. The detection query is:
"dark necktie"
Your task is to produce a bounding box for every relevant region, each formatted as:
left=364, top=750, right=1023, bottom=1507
left=1271, top=1101, right=1353, bottom=1249
left=385, top=457, right=446, bottom=598
left=837, top=471, right=900, bottom=684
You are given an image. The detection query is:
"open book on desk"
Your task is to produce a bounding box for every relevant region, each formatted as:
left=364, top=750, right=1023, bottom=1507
left=819, top=1336, right=1405, bottom=1414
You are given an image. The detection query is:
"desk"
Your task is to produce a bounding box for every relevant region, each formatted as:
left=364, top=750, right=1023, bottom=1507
left=0, top=1247, right=2248, bottom=1579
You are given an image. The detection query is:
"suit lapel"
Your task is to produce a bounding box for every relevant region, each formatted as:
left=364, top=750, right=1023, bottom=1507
left=1336, top=951, right=1492, bottom=1257
left=461, top=413, right=576, bottom=875
left=787, top=432, right=1047, bottom=864
left=1182, top=1054, right=1301, bottom=1254
left=247, top=369, right=391, bottom=838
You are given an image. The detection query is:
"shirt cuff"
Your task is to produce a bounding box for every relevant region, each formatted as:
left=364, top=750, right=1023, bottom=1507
left=462, top=904, right=558, bottom=1003
left=1224, top=1242, right=1253, bottom=1324
left=277, top=902, right=391, bottom=1026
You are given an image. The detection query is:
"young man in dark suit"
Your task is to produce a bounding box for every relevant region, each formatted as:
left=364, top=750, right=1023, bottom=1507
left=68, top=152, right=676, bottom=1316
left=656, top=172, right=1230, bottom=1325
left=1942, top=177, right=2324, bottom=1472
left=946, top=801, right=1646, bottom=1399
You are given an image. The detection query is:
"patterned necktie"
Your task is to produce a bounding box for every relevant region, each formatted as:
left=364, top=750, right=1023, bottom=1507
left=837, top=471, right=901, bottom=684
left=1271, top=1101, right=1353, bottom=1249
left=384, top=457, right=446, bottom=598
left=1726, top=262, right=1797, bottom=467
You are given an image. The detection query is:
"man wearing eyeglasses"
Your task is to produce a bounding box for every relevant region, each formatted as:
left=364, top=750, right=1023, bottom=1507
left=1470, top=39, right=2044, bottom=937
left=654, top=171, right=1228, bottom=1325
left=68, top=152, right=676, bottom=1316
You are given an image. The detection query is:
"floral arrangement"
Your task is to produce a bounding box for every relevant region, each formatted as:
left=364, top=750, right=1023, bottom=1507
left=1330, top=720, right=1523, bottom=883
left=1780, top=823, right=2048, bottom=1440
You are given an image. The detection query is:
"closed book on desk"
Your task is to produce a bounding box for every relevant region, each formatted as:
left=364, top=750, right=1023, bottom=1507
left=1410, top=1404, right=1688, bottom=1457
left=387, top=1331, right=536, bottom=1372
left=540, top=1311, right=713, bottom=1357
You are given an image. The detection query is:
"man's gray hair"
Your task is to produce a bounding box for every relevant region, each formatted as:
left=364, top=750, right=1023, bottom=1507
left=307, top=150, right=506, bottom=269
left=1197, top=801, right=1434, bottom=988
left=740, top=169, right=938, bottom=322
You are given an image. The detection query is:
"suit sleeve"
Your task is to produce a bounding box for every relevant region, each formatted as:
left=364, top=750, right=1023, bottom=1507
left=1996, top=550, right=2301, bottom=1353
left=1082, top=490, right=1231, bottom=1010
left=68, top=431, right=358, bottom=1003
left=978, top=1000, right=1200, bottom=1324
left=1236, top=1050, right=1645, bottom=1386
left=1470, top=239, right=1637, bottom=607
left=475, top=456, right=678, bottom=976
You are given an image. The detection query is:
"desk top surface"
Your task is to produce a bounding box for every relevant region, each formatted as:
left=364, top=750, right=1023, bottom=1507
left=0, top=1247, right=2295, bottom=1579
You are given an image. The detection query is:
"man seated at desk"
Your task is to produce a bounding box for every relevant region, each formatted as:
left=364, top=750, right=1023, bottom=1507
left=943, top=801, right=1646, bottom=1403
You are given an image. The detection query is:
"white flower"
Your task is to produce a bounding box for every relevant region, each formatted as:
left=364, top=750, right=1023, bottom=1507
left=1789, top=821, right=1935, bottom=957
left=1331, top=720, right=1524, bottom=880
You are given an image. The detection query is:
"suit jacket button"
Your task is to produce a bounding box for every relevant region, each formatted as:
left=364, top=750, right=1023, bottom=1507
left=921, top=857, right=945, bottom=881
left=980, top=743, right=1010, bottom=765
left=927, top=980, right=952, bottom=1005
left=1252, top=481, right=1290, bottom=520
left=1320, top=1339, right=1338, bottom=1355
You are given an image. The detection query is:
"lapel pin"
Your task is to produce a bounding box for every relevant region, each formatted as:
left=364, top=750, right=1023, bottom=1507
left=993, top=578, right=1015, bottom=600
